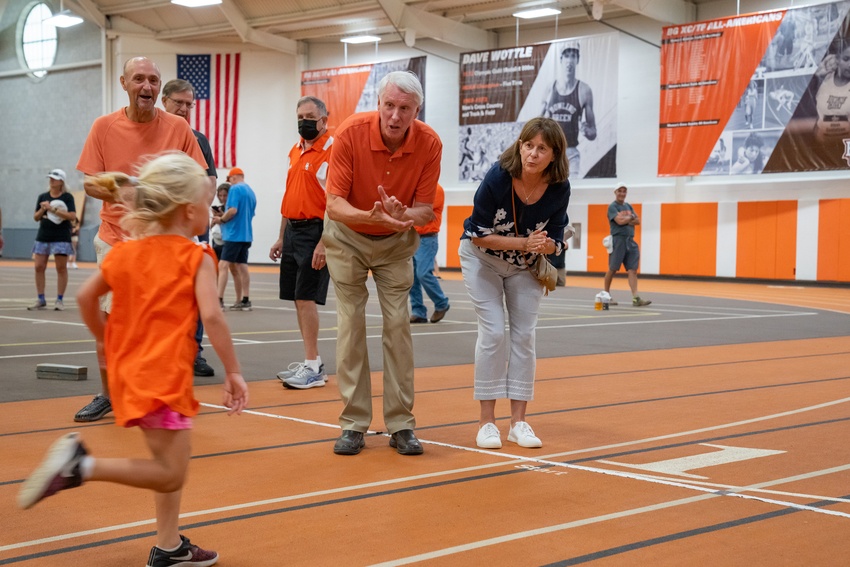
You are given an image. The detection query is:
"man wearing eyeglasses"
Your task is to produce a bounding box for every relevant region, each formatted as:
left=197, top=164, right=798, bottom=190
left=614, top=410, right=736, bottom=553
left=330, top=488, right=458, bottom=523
left=162, top=79, right=217, bottom=187
left=162, top=79, right=219, bottom=379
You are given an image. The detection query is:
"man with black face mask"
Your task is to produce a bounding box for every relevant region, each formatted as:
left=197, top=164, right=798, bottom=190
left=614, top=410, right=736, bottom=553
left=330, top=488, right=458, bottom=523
left=269, top=96, right=334, bottom=389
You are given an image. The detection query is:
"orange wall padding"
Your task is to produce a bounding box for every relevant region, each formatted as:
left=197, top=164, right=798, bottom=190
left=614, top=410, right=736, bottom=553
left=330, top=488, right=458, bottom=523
left=660, top=203, right=718, bottom=277
left=445, top=206, right=473, bottom=268
left=736, top=201, right=797, bottom=280
left=818, top=199, right=850, bottom=282
left=588, top=203, right=643, bottom=273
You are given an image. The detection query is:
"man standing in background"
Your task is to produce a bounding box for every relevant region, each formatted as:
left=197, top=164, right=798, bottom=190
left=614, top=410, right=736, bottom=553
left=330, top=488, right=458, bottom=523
left=409, top=183, right=450, bottom=324
left=603, top=185, right=651, bottom=307
left=74, top=56, right=208, bottom=423
left=214, top=167, right=256, bottom=311
left=270, top=96, right=333, bottom=389
left=161, top=78, right=218, bottom=377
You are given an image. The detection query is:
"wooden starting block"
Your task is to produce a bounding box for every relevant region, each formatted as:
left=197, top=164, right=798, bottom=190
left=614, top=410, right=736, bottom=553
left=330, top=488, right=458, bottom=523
left=36, top=364, right=87, bottom=381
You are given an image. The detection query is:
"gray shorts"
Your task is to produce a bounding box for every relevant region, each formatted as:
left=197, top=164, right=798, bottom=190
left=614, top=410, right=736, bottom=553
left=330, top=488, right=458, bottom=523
left=608, top=235, right=640, bottom=272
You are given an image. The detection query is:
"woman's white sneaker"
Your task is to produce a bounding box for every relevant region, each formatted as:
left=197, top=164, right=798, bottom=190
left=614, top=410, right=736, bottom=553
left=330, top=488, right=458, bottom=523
left=476, top=422, right=502, bottom=449
left=507, top=421, right=542, bottom=448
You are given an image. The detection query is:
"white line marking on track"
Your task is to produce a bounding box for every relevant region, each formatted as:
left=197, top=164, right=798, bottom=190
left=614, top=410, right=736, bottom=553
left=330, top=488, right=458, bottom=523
left=4, top=397, right=850, bottom=555
left=0, top=311, right=820, bottom=360
left=0, top=315, right=86, bottom=327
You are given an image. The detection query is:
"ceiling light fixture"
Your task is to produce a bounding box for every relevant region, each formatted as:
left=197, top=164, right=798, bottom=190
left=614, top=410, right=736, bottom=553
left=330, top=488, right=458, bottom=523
left=512, top=7, right=562, bottom=19
left=340, top=35, right=382, bottom=44
left=44, top=0, right=83, bottom=27
left=171, top=0, right=223, bottom=7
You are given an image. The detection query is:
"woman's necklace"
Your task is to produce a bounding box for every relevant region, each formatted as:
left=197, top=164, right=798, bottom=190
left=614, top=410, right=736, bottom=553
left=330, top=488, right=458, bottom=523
left=517, top=179, right=533, bottom=204
left=517, top=177, right=543, bottom=204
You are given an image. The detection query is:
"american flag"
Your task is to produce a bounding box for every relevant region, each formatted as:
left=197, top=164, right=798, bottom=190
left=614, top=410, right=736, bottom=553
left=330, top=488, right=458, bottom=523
left=177, top=53, right=240, bottom=169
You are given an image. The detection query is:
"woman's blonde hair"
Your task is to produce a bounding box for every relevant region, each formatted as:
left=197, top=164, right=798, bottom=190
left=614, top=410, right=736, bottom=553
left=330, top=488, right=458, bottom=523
left=85, top=152, right=206, bottom=237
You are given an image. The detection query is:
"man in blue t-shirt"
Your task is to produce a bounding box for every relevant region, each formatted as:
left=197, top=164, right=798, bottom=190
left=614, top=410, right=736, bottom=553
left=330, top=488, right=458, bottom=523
left=214, top=167, right=257, bottom=311
left=603, top=185, right=651, bottom=307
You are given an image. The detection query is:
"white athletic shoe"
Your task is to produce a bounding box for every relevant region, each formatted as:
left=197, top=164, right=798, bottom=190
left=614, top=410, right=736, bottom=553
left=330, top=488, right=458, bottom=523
left=507, top=421, right=542, bottom=448
left=476, top=422, right=502, bottom=449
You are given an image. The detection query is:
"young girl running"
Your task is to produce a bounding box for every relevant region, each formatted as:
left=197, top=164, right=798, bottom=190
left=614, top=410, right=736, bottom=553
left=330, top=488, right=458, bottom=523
left=18, top=152, right=249, bottom=567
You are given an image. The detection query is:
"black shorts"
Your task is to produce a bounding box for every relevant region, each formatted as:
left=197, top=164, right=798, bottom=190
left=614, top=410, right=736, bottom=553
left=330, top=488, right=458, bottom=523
left=279, top=220, right=330, bottom=304
left=221, top=241, right=251, bottom=264
left=608, top=235, right=640, bottom=272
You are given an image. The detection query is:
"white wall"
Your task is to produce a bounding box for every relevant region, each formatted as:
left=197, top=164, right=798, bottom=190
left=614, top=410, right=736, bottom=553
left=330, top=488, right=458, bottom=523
left=111, top=36, right=299, bottom=264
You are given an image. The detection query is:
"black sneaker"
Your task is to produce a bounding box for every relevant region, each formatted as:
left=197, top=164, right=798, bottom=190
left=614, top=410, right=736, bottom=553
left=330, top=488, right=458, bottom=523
left=146, top=535, right=218, bottom=567
left=74, top=394, right=112, bottom=422
left=18, top=432, right=87, bottom=509
left=193, top=357, right=215, bottom=377
left=229, top=300, right=252, bottom=311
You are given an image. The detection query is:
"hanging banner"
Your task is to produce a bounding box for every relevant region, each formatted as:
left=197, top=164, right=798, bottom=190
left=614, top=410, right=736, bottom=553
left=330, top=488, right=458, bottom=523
left=458, top=34, right=618, bottom=181
left=301, top=57, right=426, bottom=133
left=659, top=2, right=850, bottom=176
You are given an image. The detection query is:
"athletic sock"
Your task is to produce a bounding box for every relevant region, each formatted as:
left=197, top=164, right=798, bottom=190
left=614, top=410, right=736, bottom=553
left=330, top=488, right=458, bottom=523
left=242, top=296, right=250, bottom=304
left=38, top=294, right=45, bottom=303
left=57, top=294, right=63, bottom=301
left=306, top=358, right=321, bottom=373
left=80, top=455, right=95, bottom=480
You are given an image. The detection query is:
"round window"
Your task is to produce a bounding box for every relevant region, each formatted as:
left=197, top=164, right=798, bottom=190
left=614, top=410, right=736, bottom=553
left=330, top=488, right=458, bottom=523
left=17, top=2, right=58, bottom=79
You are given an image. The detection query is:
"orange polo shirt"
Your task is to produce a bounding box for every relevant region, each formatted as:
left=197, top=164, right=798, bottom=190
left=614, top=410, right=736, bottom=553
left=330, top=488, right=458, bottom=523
left=326, top=111, right=442, bottom=235
left=416, top=184, right=444, bottom=236
left=77, top=108, right=208, bottom=246
left=101, top=236, right=215, bottom=425
left=281, top=131, right=333, bottom=220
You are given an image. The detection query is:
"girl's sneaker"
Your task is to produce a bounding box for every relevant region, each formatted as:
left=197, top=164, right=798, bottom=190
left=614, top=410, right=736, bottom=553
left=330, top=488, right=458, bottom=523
left=146, top=535, right=219, bottom=567
left=18, top=432, right=87, bottom=509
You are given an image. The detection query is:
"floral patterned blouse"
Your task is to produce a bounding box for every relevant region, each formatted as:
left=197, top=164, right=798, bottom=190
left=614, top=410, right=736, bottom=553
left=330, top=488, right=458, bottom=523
left=462, top=163, right=571, bottom=268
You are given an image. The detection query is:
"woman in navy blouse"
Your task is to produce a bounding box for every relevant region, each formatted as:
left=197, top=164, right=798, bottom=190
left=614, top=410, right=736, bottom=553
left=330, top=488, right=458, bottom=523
left=459, top=117, right=570, bottom=450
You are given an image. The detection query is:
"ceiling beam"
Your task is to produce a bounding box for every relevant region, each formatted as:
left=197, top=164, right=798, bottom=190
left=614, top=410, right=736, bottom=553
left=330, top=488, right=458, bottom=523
left=376, top=0, right=496, bottom=50
left=608, top=0, right=696, bottom=25
left=66, top=0, right=107, bottom=28
left=474, top=6, right=599, bottom=31
left=102, top=0, right=172, bottom=16
left=218, top=0, right=300, bottom=54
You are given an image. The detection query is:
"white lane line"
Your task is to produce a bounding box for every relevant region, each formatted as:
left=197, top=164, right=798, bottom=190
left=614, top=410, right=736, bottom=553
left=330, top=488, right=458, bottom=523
left=0, top=349, right=96, bottom=359
left=501, top=395, right=850, bottom=463
left=365, top=495, right=736, bottom=567
left=0, top=311, right=821, bottom=359
left=632, top=463, right=850, bottom=504
left=366, top=461, right=850, bottom=567
left=0, top=315, right=86, bottom=327
left=4, top=397, right=849, bottom=554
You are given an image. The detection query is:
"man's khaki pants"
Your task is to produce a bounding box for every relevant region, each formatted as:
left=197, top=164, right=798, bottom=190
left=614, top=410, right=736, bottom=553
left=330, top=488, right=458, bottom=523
left=322, top=219, right=419, bottom=433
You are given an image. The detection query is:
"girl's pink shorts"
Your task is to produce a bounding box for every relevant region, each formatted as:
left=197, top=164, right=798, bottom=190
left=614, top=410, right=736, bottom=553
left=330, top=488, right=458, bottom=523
left=125, top=405, right=193, bottom=430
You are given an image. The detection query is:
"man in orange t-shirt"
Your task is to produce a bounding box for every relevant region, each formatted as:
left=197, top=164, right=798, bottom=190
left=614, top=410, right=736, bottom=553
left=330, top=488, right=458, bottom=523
left=269, top=96, right=333, bottom=390
left=323, top=71, right=442, bottom=457
left=73, top=56, right=208, bottom=424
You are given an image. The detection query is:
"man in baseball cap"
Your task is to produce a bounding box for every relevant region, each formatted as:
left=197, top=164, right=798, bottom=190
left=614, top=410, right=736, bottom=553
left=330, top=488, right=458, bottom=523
left=603, top=184, right=651, bottom=307
left=213, top=167, right=256, bottom=311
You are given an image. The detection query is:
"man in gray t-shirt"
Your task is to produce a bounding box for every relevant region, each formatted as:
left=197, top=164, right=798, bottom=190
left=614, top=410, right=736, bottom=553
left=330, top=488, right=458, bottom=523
left=603, top=185, right=651, bottom=307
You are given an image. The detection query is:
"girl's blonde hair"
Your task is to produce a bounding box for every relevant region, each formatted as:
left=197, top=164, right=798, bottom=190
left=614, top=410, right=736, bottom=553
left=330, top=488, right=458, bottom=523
left=86, top=152, right=207, bottom=237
